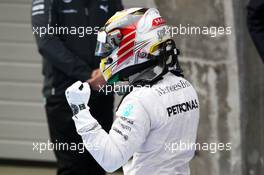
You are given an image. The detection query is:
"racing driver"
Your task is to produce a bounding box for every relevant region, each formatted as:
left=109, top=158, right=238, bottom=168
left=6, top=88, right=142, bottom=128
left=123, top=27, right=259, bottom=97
left=65, top=8, right=200, bottom=175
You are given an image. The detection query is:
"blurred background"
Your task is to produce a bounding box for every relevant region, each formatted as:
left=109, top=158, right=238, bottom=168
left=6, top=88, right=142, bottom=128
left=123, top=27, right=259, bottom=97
left=0, top=0, right=263, bottom=175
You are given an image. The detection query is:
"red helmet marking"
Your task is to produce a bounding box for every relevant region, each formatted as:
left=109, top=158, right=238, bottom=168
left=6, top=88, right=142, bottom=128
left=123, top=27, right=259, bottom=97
left=118, top=40, right=135, bottom=55
left=117, top=25, right=136, bottom=65
left=117, top=49, right=134, bottom=65
left=152, top=17, right=166, bottom=27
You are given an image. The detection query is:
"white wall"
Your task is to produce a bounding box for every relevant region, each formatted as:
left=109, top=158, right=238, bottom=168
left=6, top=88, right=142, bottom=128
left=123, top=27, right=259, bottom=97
left=0, top=0, right=54, bottom=161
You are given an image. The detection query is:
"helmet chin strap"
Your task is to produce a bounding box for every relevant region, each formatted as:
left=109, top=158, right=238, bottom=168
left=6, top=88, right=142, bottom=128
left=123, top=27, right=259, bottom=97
left=128, top=66, right=160, bottom=84
left=128, top=64, right=164, bottom=86
left=129, top=39, right=184, bottom=87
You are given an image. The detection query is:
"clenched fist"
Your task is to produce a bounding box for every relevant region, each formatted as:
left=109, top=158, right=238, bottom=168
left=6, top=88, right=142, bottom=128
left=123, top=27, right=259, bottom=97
left=65, top=81, right=91, bottom=115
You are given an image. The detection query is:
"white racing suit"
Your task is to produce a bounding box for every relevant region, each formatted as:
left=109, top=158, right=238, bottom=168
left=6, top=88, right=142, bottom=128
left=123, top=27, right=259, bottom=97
left=69, top=72, right=200, bottom=175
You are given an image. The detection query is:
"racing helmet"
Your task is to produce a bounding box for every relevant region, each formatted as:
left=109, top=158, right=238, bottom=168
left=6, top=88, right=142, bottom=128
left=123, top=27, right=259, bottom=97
left=95, top=8, right=181, bottom=84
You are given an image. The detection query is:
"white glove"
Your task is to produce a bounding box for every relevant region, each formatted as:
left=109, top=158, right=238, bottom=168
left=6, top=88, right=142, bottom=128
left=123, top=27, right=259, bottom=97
left=65, top=81, right=91, bottom=116
left=65, top=81, right=99, bottom=133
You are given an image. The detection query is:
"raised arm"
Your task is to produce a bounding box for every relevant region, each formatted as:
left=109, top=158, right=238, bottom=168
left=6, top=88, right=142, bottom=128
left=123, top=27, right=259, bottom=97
left=65, top=81, right=150, bottom=172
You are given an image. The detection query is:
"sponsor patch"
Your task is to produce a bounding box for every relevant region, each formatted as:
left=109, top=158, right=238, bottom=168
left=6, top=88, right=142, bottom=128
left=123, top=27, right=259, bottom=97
left=157, top=27, right=167, bottom=41
left=70, top=104, right=79, bottom=115
left=117, top=121, right=132, bottom=132
left=113, top=127, right=128, bottom=141
left=120, top=116, right=134, bottom=125
left=61, top=9, right=78, bottom=14
left=122, top=104, right=134, bottom=117
left=100, top=5, right=109, bottom=13
left=70, top=103, right=86, bottom=115
left=167, top=99, right=198, bottom=117
left=155, top=80, right=191, bottom=96
left=152, top=17, right=166, bottom=28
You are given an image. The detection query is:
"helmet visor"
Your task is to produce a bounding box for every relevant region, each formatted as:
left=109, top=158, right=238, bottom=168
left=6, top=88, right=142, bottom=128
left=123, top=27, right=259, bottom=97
left=95, top=31, right=114, bottom=57
left=95, top=29, right=123, bottom=58
left=95, top=41, right=114, bottom=57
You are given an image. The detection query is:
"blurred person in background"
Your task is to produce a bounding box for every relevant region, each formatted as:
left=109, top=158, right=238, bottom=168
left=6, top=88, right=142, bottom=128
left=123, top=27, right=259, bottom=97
left=31, top=0, right=123, bottom=175
left=247, top=0, right=264, bottom=63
